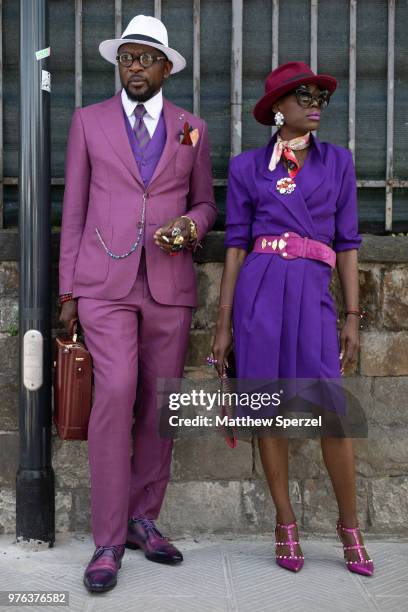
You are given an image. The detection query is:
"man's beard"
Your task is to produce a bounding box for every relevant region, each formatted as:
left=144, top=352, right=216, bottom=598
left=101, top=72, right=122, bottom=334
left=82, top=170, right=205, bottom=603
left=125, top=82, right=156, bottom=102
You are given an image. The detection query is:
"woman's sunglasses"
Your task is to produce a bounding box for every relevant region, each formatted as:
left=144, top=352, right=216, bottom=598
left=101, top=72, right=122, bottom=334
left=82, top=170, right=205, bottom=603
left=291, top=86, right=331, bottom=109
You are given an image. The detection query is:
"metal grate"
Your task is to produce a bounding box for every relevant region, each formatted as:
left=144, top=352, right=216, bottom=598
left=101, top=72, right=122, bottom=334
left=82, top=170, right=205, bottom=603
left=0, top=0, right=406, bottom=232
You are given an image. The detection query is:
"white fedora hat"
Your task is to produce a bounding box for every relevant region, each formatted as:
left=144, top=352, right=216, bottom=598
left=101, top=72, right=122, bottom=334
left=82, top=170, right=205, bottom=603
left=99, top=14, right=186, bottom=74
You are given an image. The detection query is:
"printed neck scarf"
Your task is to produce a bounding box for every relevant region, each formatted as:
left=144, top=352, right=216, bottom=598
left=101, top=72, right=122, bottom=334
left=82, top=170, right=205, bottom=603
left=269, top=132, right=311, bottom=178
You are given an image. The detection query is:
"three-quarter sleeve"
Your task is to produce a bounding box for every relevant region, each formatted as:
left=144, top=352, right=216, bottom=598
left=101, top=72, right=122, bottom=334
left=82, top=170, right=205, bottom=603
left=224, top=157, right=254, bottom=250
left=332, top=150, right=362, bottom=253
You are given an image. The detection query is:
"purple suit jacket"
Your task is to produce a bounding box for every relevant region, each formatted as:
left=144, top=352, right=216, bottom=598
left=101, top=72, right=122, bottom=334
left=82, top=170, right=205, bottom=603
left=59, top=92, right=217, bottom=306
left=224, top=133, right=362, bottom=252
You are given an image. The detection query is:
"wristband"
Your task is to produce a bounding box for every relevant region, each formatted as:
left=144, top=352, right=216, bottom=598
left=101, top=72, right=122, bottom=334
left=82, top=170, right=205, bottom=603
left=59, top=293, right=74, bottom=304
left=346, top=309, right=364, bottom=318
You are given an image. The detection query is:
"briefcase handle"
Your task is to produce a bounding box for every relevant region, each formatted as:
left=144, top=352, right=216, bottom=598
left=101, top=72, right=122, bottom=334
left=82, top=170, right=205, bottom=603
left=72, top=319, right=81, bottom=344
left=72, top=321, right=78, bottom=343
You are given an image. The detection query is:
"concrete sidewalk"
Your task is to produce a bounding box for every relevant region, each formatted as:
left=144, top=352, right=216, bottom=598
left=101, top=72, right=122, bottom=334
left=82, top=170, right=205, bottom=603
left=0, top=533, right=407, bottom=612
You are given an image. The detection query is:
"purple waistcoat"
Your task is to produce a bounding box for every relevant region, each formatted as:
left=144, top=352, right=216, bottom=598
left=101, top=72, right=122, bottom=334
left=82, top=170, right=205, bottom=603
left=124, top=109, right=167, bottom=187
left=123, top=108, right=167, bottom=247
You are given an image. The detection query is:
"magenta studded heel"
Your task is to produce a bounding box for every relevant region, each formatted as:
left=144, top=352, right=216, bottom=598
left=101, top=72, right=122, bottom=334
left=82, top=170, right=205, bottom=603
left=336, top=519, right=374, bottom=576
left=275, top=521, right=304, bottom=572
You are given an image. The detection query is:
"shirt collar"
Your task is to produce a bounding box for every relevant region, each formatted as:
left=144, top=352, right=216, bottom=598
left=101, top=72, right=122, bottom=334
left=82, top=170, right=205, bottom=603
left=121, top=87, right=163, bottom=120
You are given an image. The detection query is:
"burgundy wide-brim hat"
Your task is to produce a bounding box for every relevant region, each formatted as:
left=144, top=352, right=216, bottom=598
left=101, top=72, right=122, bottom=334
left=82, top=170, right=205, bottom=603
left=253, top=61, right=338, bottom=125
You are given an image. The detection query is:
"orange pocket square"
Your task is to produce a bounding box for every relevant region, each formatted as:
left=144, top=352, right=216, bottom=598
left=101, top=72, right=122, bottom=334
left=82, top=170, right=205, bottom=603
left=189, top=128, right=199, bottom=147
left=179, top=122, right=200, bottom=147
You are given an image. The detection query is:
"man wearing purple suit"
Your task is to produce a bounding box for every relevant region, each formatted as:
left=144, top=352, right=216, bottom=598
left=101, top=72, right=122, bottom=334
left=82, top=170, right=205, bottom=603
left=58, top=15, right=217, bottom=593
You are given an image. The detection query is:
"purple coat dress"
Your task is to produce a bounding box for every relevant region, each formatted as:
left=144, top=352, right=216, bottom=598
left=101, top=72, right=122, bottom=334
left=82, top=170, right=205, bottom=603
left=225, top=133, right=362, bottom=415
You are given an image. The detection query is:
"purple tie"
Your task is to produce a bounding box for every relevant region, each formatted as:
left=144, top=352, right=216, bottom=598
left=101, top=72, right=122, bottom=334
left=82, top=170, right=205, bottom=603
left=133, top=104, right=151, bottom=150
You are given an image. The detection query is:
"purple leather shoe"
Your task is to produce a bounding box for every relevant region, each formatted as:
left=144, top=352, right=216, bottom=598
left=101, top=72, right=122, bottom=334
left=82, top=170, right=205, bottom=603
left=126, top=517, right=183, bottom=564
left=83, top=544, right=125, bottom=593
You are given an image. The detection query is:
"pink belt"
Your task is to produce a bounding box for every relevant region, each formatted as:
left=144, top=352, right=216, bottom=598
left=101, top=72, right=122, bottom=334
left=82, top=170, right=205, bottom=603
left=253, top=232, right=336, bottom=269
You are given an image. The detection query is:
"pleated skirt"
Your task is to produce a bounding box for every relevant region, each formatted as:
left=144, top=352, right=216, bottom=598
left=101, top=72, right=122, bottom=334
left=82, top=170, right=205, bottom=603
left=232, top=251, right=346, bottom=415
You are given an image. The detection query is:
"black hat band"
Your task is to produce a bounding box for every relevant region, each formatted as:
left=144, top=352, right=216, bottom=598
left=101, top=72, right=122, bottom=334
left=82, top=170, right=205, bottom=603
left=282, top=73, right=314, bottom=84
left=122, top=33, right=164, bottom=45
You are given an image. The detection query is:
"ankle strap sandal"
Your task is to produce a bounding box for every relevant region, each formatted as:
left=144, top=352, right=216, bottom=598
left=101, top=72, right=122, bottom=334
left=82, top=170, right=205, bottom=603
left=274, top=521, right=304, bottom=573
left=336, top=519, right=374, bottom=576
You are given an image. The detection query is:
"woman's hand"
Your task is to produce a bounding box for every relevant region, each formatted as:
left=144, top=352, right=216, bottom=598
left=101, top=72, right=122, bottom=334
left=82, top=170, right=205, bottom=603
left=211, top=324, right=233, bottom=377
left=339, top=315, right=360, bottom=374
left=335, top=250, right=360, bottom=375
left=210, top=247, right=247, bottom=376
left=59, top=299, right=79, bottom=337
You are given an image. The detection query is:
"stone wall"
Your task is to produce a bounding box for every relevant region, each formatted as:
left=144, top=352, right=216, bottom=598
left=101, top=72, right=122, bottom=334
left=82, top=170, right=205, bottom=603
left=1, top=233, right=407, bottom=536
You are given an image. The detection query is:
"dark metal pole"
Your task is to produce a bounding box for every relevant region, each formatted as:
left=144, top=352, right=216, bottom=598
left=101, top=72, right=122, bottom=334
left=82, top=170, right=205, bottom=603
left=16, top=0, right=54, bottom=545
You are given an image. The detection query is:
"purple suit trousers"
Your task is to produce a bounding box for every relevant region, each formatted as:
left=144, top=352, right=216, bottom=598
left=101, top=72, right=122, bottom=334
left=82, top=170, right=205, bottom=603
left=78, top=251, right=192, bottom=546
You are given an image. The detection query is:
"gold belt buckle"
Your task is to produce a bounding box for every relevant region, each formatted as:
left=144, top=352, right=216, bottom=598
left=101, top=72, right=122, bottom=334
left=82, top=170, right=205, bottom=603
left=278, top=232, right=300, bottom=260
left=261, top=233, right=290, bottom=253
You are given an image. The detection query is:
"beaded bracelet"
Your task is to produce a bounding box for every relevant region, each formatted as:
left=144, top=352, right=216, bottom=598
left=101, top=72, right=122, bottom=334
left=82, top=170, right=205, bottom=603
left=59, top=293, right=74, bottom=304
left=346, top=309, right=364, bottom=318
left=182, top=216, right=200, bottom=251
left=191, top=226, right=200, bottom=250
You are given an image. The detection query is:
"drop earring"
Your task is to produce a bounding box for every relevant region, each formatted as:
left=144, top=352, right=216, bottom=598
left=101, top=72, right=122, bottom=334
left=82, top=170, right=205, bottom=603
left=274, top=111, right=285, bottom=127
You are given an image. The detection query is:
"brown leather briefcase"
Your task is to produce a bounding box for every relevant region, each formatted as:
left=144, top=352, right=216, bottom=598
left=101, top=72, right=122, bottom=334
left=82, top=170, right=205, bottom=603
left=53, top=324, right=93, bottom=440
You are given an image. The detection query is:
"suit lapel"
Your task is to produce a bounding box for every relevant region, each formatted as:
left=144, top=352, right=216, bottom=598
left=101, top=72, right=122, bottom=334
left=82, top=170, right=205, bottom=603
left=148, top=98, right=183, bottom=186
left=261, top=133, right=325, bottom=236
left=95, top=95, right=193, bottom=188
left=95, top=92, right=144, bottom=186
left=295, top=134, right=326, bottom=202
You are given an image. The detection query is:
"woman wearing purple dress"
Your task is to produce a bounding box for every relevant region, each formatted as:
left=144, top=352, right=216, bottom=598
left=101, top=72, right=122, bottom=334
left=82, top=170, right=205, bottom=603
left=211, top=62, right=373, bottom=576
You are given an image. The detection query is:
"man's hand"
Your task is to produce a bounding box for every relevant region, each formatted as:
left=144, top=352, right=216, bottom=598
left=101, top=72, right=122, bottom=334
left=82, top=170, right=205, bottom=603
left=59, top=299, right=79, bottom=337
left=153, top=216, right=191, bottom=254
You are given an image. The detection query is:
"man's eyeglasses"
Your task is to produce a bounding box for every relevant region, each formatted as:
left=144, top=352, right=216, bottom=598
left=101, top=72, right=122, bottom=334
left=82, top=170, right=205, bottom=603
left=292, top=87, right=331, bottom=109
left=116, top=52, right=167, bottom=69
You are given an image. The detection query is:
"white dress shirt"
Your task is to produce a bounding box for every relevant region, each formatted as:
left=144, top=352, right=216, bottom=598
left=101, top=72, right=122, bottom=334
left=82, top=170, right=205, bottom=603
left=121, top=87, right=163, bottom=138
